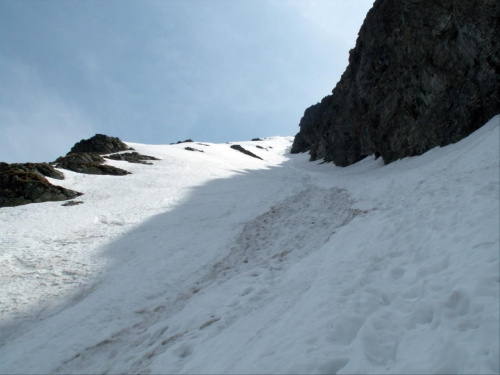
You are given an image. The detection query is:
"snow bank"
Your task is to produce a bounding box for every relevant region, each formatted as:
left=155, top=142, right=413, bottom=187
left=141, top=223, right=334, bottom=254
left=0, top=117, right=498, bottom=374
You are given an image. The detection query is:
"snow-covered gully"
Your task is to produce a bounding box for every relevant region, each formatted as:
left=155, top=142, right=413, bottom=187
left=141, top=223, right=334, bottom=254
left=1, top=116, right=499, bottom=374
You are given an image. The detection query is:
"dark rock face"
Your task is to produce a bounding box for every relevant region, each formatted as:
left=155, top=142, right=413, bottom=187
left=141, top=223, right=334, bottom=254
left=290, top=101, right=330, bottom=155
left=69, top=134, right=131, bottom=155
left=54, top=153, right=130, bottom=175
left=230, top=145, right=263, bottom=160
left=0, top=163, right=82, bottom=208
left=291, top=0, right=500, bottom=166
left=8, top=163, right=65, bottom=180
left=105, top=152, right=160, bottom=164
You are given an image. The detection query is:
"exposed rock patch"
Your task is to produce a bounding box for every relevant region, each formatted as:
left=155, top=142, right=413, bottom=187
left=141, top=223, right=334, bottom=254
left=230, top=145, right=263, bottom=160
left=54, top=135, right=133, bottom=175
left=69, top=134, right=132, bottom=155
left=0, top=163, right=82, bottom=208
left=3, top=135, right=150, bottom=207
left=292, top=0, right=500, bottom=166
left=184, top=147, right=204, bottom=153
left=61, top=200, right=84, bottom=207
left=7, top=163, right=65, bottom=180
left=105, top=152, right=160, bottom=165
left=54, top=153, right=131, bottom=176
left=171, top=139, right=194, bottom=145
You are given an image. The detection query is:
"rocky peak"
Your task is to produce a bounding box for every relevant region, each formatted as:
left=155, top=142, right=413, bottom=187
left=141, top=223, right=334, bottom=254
left=57, top=134, right=133, bottom=176
left=291, top=0, right=500, bottom=166
left=68, top=134, right=131, bottom=155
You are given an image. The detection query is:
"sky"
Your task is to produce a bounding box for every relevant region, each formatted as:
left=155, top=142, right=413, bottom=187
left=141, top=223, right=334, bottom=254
left=0, top=0, right=374, bottom=163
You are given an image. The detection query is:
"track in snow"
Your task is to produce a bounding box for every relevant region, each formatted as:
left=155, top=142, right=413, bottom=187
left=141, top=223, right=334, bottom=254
left=52, top=185, right=364, bottom=374
left=214, top=186, right=364, bottom=277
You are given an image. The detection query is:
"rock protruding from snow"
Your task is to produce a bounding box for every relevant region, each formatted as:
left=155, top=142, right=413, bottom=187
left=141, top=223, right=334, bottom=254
left=230, top=145, right=263, bottom=160
left=68, top=134, right=132, bottom=155
left=54, top=134, right=134, bottom=175
left=5, top=162, right=65, bottom=180
left=292, top=0, right=500, bottom=166
left=105, top=152, right=161, bottom=165
left=61, top=200, right=84, bottom=207
left=54, top=153, right=131, bottom=176
left=184, top=147, right=204, bottom=153
left=171, top=139, right=194, bottom=145
left=0, top=162, right=82, bottom=208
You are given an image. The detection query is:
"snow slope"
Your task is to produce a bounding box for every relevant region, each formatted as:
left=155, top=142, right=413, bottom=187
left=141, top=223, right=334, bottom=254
left=1, top=116, right=499, bottom=374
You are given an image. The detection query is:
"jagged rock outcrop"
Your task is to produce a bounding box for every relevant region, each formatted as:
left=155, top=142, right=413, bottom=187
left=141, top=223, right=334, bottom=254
left=171, top=139, right=194, bottom=145
left=291, top=0, right=500, bottom=166
left=69, top=134, right=132, bottom=155
left=105, top=152, right=160, bottom=164
left=55, top=134, right=132, bottom=175
left=0, top=163, right=82, bottom=208
left=54, top=153, right=131, bottom=176
left=2, top=135, right=147, bottom=207
left=7, top=163, right=65, bottom=180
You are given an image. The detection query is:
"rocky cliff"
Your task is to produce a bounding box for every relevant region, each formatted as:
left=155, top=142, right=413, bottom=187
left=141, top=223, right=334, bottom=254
left=291, top=0, right=500, bottom=166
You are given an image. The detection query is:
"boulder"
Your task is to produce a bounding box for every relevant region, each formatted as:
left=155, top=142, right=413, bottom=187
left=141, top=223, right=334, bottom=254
left=0, top=163, right=82, bottom=208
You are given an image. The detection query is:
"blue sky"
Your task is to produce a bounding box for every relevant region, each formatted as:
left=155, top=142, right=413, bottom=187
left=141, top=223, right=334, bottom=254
left=0, top=0, right=373, bottom=163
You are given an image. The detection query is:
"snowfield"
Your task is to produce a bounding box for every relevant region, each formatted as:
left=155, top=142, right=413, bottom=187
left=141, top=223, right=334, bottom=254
left=1, top=116, right=499, bottom=374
